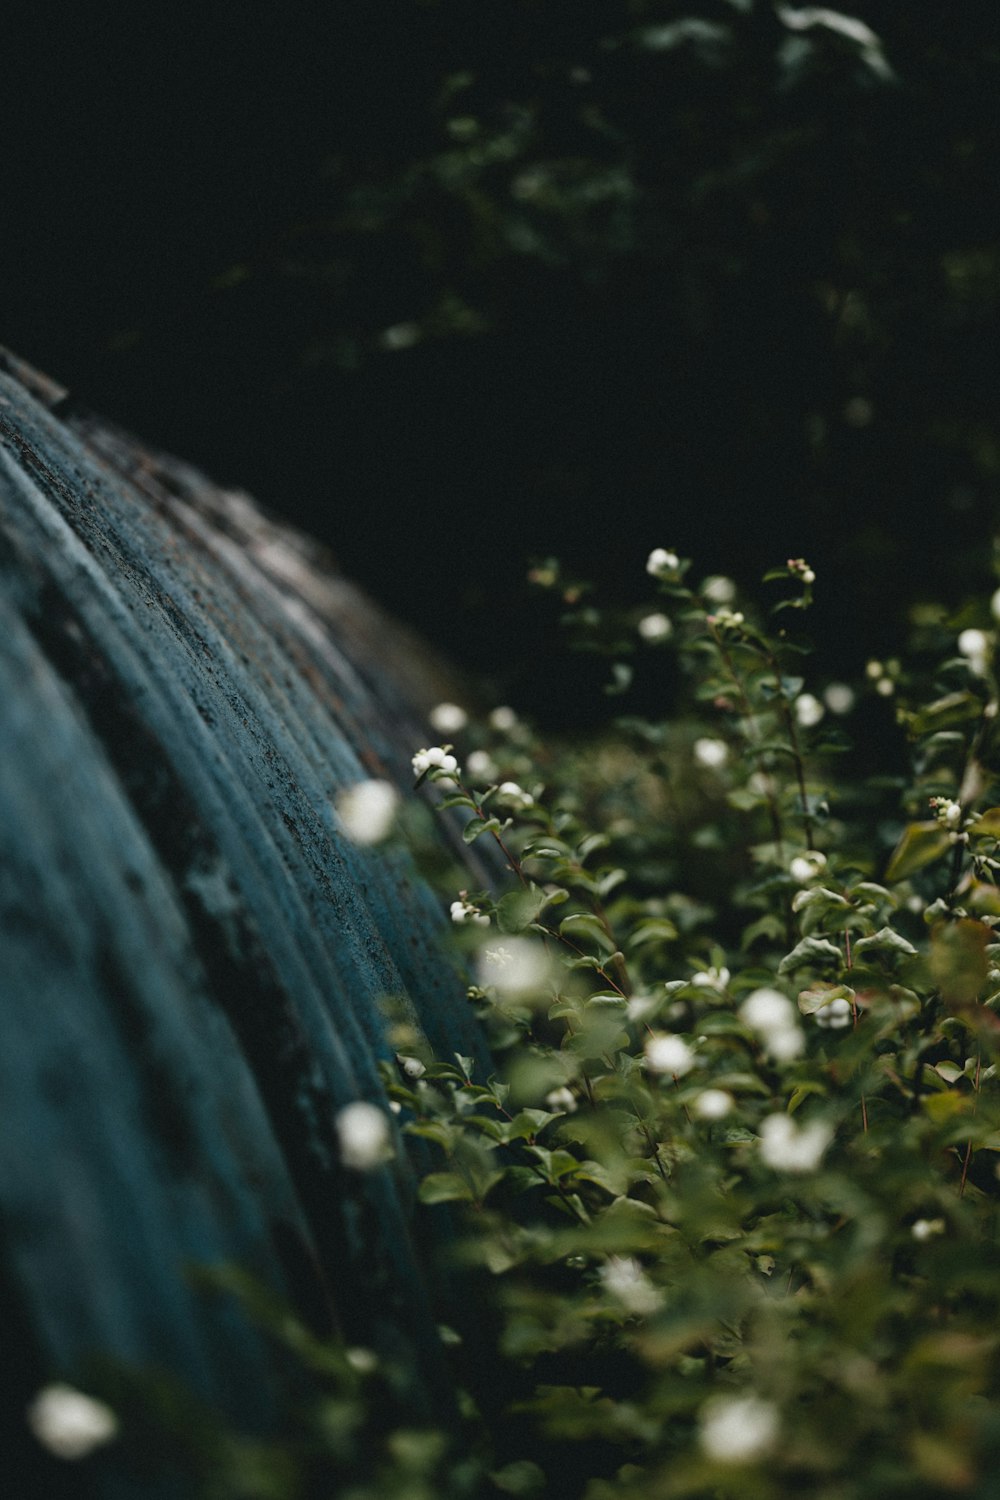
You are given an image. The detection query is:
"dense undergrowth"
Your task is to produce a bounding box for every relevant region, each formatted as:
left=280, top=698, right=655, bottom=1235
left=44, top=552, right=1000, bottom=1498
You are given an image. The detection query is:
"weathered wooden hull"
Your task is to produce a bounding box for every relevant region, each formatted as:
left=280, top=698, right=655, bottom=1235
left=0, top=350, right=490, bottom=1483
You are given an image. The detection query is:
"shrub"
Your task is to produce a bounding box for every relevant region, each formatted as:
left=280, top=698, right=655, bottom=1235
left=68, top=554, right=1000, bottom=1498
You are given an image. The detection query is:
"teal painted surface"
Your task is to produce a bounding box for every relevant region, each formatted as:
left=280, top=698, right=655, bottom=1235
left=0, top=352, right=492, bottom=1486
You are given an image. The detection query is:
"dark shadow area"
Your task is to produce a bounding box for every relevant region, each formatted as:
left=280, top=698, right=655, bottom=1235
left=2, top=2, right=997, bottom=725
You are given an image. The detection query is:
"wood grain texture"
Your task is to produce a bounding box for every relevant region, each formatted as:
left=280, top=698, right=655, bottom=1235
left=0, top=348, right=491, bottom=1477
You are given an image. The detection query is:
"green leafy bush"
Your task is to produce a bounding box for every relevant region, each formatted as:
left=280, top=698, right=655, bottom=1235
left=67, top=554, right=1000, bottom=1497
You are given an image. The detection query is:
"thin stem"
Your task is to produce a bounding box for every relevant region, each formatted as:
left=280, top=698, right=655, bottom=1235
left=846, top=928, right=868, bottom=1134
left=709, top=624, right=787, bottom=864
left=760, top=642, right=815, bottom=849
left=959, top=1053, right=982, bottom=1199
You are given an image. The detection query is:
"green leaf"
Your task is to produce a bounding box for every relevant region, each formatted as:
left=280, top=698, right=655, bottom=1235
left=778, top=936, right=843, bottom=973
left=523, top=838, right=572, bottom=859
left=559, top=912, right=616, bottom=954
left=908, top=691, right=982, bottom=737
left=527, top=1147, right=581, bottom=1182
left=497, top=885, right=548, bottom=934
left=629, top=918, right=679, bottom=949
left=852, top=925, right=918, bottom=958
left=885, top=821, right=952, bottom=882
left=791, top=886, right=851, bottom=916
left=418, top=1172, right=475, bottom=1205
left=577, top=833, right=610, bottom=861
left=797, top=982, right=855, bottom=1016
left=852, top=881, right=894, bottom=905
left=969, top=808, right=1000, bottom=839
left=604, top=662, right=633, bottom=695
left=462, top=816, right=488, bottom=844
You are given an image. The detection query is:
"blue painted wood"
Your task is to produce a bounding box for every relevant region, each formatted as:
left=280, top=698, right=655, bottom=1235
left=0, top=350, right=492, bottom=1478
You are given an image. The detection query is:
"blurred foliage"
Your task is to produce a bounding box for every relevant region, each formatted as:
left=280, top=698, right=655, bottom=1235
left=74, top=551, right=1000, bottom=1498
left=1, top=3, right=999, bottom=716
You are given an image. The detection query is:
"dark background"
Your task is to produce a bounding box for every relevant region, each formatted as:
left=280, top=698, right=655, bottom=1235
left=2, top=2, right=998, bottom=721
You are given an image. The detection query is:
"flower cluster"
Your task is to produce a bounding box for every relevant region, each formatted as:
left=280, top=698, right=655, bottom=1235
left=645, top=546, right=680, bottom=579
left=707, top=605, right=745, bottom=632
left=786, top=556, right=816, bottom=585
left=758, top=1112, right=832, bottom=1172
left=26, top=1385, right=118, bottom=1461
left=637, top=610, right=672, bottom=642
left=644, top=1033, right=696, bottom=1076
left=693, top=736, right=729, bottom=769
left=496, top=780, right=535, bottom=810
left=412, top=745, right=459, bottom=781
left=794, top=691, right=825, bottom=727
left=335, top=778, right=400, bottom=845
left=929, top=795, right=962, bottom=830
left=699, top=1394, right=780, bottom=1464
left=691, top=965, right=730, bottom=991
left=450, top=895, right=490, bottom=927
left=789, top=849, right=827, bottom=883
left=865, top=657, right=897, bottom=696
left=335, top=1101, right=393, bottom=1171
left=813, top=995, right=852, bottom=1029
left=739, top=987, right=804, bottom=1061
left=958, top=627, right=990, bottom=678
left=428, top=701, right=468, bottom=735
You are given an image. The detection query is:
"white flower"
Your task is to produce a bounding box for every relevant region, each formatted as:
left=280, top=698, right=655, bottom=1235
left=626, top=992, right=658, bottom=1023
left=645, top=1033, right=696, bottom=1077
left=789, top=850, right=827, bottom=883
left=794, top=693, right=825, bottom=728
left=958, top=628, right=990, bottom=676
left=930, top=796, right=962, bottom=830
left=545, top=1086, right=578, bottom=1114
left=398, top=1055, right=427, bottom=1079
left=702, top=575, right=736, bottom=604
left=489, top=705, right=519, bottom=732
left=600, top=1256, right=661, bottom=1316
left=765, top=1026, right=805, bottom=1062
left=814, top=996, right=852, bottom=1029
left=345, top=1347, right=378, bottom=1373
left=637, top=611, right=673, bottom=642
left=699, top=1394, right=779, bottom=1464
left=758, top=1113, right=832, bottom=1173
left=335, top=1101, right=393, bottom=1171
left=692, top=1088, right=734, bottom=1121
left=693, top=737, right=729, bottom=769
left=875, top=676, right=895, bottom=697
left=991, top=588, right=1000, bottom=625
left=911, top=1217, right=946, bottom=1241
left=692, top=966, right=730, bottom=990
left=646, top=547, right=680, bottom=578
left=26, top=1384, right=118, bottom=1460
left=824, top=681, right=855, bottom=715
left=739, top=988, right=804, bottom=1061
left=335, top=779, right=400, bottom=845
left=708, top=607, right=745, bottom=630
left=477, top=938, right=550, bottom=998
left=739, top=987, right=796, bottom=1035
left=429, top=701, right=468, bottom=734
left=379, top=321, right=421, bottom=351
left=497, top=780, right=534, bottom=810
left=465, top=749, right=498, bottom=782
left=865, top=659, right=884, bottom=680
left=412, top=746, right=460, bottom=781
left=450, top=897, right=490, bottom=928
